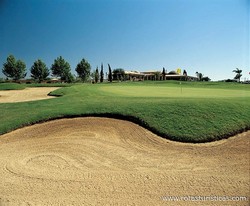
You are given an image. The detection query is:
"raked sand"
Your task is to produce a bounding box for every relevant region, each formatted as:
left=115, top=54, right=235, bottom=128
left=0, top=87, right=59, bottom=103
left=0, top=117, right=249, bottom=205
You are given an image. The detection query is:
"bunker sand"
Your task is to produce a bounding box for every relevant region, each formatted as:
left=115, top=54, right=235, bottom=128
left=0, top=118, right=249, bottom=205
left=0, top=87, right=60, bottom=103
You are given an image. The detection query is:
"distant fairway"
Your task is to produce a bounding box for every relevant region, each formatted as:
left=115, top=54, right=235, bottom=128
left=100, top=84, right=250, bottom=98
left=0, top=81, right=249, bottom=142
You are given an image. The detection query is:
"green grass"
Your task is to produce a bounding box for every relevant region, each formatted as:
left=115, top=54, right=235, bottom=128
left=0, top=82, right=69, bottom=90
left=0, top=81, right=249, bottom=143
left=0, top=83, right=26, bottom=90
left=100, top=84, right=249, bottom=98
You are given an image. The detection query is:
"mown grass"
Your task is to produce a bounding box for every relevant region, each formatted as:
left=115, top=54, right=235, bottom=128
left=0, top=82, right=69, bottom=90
left=0, top=81, right=249, bottom=143
left=0, top=83, right=26, bottom=90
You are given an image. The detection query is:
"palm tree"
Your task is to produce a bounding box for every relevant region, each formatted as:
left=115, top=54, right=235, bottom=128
left=232, top=68, right=242, bottom=82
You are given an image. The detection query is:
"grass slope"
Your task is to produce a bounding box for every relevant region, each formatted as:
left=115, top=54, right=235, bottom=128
left=0, top=83, right=26, bottom=90
left=0, top=82, right=69, bottom=91
left=0, top=81, right=249, bottom=143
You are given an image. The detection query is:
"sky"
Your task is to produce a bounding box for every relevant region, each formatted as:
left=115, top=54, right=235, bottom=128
left=0, top=0, right=249, bottom=81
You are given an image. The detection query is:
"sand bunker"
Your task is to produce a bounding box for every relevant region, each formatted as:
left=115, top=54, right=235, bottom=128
left=0, top=117, right=249, bottom=205
left=0, top=87, right=60, bottom=103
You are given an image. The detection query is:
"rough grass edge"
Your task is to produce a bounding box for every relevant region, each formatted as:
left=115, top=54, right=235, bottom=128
left=1, top=113, right=249, bottom=144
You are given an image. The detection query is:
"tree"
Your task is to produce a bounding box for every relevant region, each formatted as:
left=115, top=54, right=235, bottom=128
left=95, top=67, right=99, bottom=83
left=75, top=58, right=91, bottom=82
left=201, top=76, right=211, bottom=81
left=155, top=71, right=161, bottom=81
left=108, top=64, right=112, bottom=82
left=233, top=68, right=242, bottom=82
left=113, top=68, right=125, bottom=81
left=195, top=71, right=199, bottom=80
left=2, top=55, right=26, bottom=81
left=30, top=59, right=49, bottom=82
left=162, top=67, right=166, bottom=80
left=195, top=71, right=210, bottom=81
left=198, top=73, right=203, bottom=81
left=100, top=63, right=104, bottom=83
left=183, top=70, right=187, bottom=76
left=63, top=72, right=74, bottom=83
left=182, top=69, right=188, bottom=81
left=51, top=56, right=72, bottom=82
left=195, top=72, right=203, bottom=81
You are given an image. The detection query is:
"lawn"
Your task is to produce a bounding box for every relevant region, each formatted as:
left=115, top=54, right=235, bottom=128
left=0, top=83, right=27, bottom=90
left=0, top=81, right=249, bottom=143
left=0, top=82, right=69, bottom=90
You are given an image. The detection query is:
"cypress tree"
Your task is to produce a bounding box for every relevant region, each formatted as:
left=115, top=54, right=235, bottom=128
left=95, top=67, right=99, bottom=83
left=162, top=67, right=166, bottom=80
left=108, top=64, right=112, bottom=83
left=100, top=63, right=104, bottom=83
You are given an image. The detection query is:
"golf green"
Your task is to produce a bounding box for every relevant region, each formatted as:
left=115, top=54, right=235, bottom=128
left=99, top=85, right=250, bottom=98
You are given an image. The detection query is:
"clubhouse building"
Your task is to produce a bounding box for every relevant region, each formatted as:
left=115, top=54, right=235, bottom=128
left=124, top=70, right=198, bottom=81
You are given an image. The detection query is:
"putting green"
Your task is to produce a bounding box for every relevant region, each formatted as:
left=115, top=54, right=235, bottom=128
left=99, top=85, right=250, bottom=98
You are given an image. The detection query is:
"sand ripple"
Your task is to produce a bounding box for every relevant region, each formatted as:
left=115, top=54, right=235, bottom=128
left=0, top=87, right=59, bottom=103
left=0, top=117, right=249, bottom=205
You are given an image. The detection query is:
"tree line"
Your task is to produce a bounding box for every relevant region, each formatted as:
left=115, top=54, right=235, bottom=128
left=1, top=54, right=111, bottom=83
left=2, top=54, right=243, bottom=83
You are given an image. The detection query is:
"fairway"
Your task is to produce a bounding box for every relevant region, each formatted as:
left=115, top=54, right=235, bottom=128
left=0, top=81, right=249, bottom=142
left=99, top=84, right=250, bottom=98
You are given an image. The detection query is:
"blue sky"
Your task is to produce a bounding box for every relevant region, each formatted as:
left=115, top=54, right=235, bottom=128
left=0, top=0, right=249, bottom=81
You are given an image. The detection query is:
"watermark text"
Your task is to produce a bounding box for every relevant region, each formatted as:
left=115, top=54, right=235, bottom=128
left=162, top=195, right=248, bottom=202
